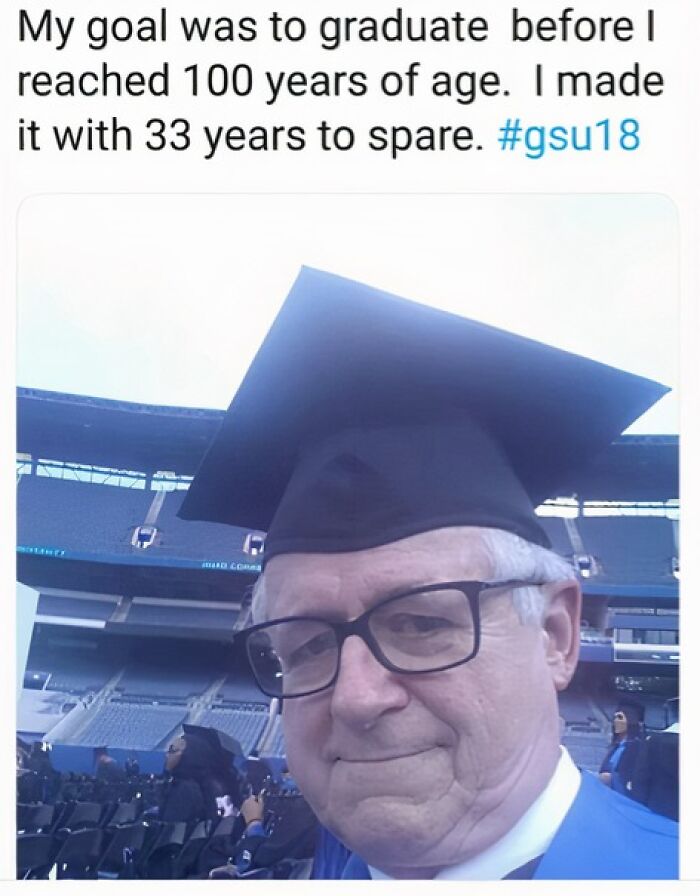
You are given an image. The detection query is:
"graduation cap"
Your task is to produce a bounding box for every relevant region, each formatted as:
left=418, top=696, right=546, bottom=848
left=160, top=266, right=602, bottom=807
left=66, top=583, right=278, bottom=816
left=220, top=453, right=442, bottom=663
left=179, top=267, right=668, bottom=563
left=182, top=724, right=242, bottom=761
left=615, top=700, right=645, bottom=725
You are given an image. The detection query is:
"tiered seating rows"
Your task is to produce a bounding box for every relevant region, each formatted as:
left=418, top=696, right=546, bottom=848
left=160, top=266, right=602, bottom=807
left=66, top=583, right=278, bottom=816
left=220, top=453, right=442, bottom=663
left=197, top=705, right=268, bottom=756
left=74, top=702, right=187, bottom=749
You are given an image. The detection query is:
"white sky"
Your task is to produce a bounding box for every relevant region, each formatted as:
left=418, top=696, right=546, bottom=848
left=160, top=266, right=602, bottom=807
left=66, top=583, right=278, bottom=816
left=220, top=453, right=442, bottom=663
left=17, top=194, right=678, bottom=433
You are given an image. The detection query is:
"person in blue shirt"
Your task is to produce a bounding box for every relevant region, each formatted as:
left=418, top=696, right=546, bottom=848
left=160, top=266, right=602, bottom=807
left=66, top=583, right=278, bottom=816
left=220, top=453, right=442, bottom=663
left=180, top=269, right=679, bottom=880
left=599, top=700, right=645, bottom=796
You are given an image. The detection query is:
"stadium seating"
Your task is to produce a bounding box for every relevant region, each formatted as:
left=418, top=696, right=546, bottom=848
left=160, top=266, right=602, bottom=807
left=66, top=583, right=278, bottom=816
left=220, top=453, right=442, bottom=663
left=73, top=701, right=187, bottom=750
left=561, top=731, right=609, bottom=773
left=197, top=704, right=268, bottom=756
left=261, top=716, right=286, bottom=759
left=558, top=690, right=596, bottom=727
left=17, top=763, right=313, bottom=879
left=117, top=661, right=213, bottom=699
left=216, top=675, right=266, bottom=703
left=155, top=491, right=250, bottom=561
left=557, top=688, right=609, bottom=772
left=29, top=651, right=118, bottom=695
left=18, top=477, right=153, bottom=556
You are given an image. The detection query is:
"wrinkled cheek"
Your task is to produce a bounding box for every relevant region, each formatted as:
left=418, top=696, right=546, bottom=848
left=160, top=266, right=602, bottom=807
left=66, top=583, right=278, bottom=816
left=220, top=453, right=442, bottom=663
left=282, top=706, right=330, bottom=811
left=451, top=661, right=543, bottom=792
left=446, top=689, right=513, bottom=798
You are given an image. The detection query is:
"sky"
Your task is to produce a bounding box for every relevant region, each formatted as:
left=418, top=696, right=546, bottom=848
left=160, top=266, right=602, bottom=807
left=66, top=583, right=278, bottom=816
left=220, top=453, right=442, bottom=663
left=17, top=193, right=678, bottom=433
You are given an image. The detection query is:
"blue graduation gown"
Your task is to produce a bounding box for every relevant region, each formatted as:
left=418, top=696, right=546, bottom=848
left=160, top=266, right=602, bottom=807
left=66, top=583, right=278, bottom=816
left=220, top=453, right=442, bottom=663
left=315, top=771, right=678, bottom=880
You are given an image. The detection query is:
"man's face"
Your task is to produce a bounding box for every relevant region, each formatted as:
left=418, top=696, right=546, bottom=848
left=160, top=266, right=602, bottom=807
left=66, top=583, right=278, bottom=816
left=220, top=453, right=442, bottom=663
left=263, top=527, right=571, bottom=876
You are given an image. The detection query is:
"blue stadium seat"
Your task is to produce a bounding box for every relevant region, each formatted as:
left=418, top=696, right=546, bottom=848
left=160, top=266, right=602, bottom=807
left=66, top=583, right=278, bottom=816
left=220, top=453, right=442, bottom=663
left=155, top=491, right=250, bottom=560
left=27, top=648, right=118, bottom=695
left=73, top=701, right=187, bottom=749
left=18, top=477, right=152, bottom=555
left=216, top=676, right=265, bottom=703
left=261, top=716, right=286, bottom=759
left=197, top=703, right=268, bottom=755
left=117, top=660, right=213, bottom=699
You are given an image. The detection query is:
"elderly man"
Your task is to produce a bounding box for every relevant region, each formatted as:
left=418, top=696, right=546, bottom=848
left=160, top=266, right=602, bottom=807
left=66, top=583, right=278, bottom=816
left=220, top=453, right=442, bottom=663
left=181, top=268, right=678, bottom=879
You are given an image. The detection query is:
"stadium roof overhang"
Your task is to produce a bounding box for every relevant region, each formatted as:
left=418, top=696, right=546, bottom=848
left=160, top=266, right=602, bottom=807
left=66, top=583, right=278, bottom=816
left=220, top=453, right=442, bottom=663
left=17, top=388, right=224, bottom=476
left=17, top=387, right=678, bottom=501
left=555, top=434, right=678, bottom=503
left=16, top=552, right=258, bottom=601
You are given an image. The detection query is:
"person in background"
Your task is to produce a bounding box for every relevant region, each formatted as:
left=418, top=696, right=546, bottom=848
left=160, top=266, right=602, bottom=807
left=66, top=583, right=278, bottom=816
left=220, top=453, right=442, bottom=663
left=94, top=746, right=127, bottom=783
left=26, top=741, right=59, bottom=801
left=629, top=697, right=679, bottom=820
left=205, top=793, right=268, bottom=878
left=16, top=746, right=29, bottom=775
left=27, top=742, right=53, bottom=777
left=244, top=750, right=274, bottom=795
left=161, top=725, right=241, bottom=824
left=598, top=700, right=645, bottom=795
left=279, top=765, right=298, bottom=794
left=16, top=742, right=38, bottom=803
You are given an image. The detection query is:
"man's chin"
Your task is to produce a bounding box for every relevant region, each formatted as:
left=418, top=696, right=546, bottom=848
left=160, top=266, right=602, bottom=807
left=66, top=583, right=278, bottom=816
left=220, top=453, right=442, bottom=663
left=323, top=794, right=444, bottom=868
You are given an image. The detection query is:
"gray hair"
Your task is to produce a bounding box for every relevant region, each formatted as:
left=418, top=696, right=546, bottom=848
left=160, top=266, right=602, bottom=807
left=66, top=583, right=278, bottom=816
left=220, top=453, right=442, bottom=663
left=251, top=527, right=574, bottom=627
left=478, top=528, right=574, bottom=624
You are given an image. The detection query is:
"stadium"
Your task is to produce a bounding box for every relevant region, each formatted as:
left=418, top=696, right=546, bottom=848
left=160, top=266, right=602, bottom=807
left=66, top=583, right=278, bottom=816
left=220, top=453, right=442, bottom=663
left=16, top=384, right=679, bottom=878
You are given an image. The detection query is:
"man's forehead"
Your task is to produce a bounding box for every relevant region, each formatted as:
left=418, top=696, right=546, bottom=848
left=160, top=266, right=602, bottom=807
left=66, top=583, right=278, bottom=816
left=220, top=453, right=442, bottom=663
left=262, top=526, right=495, bottom=613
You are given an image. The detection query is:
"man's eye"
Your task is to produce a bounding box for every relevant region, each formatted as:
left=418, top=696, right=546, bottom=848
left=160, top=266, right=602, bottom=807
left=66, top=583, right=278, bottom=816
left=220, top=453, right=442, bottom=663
left=287, top=631, right=336, bottom=667
left=385, top=613, right=454, bottom=635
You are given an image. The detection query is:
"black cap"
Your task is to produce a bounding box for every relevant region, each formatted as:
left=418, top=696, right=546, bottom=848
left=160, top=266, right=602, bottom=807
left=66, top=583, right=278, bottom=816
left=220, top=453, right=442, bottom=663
left=179, top=268, right=668, bottom=564
left=182, top=724, right=242, bottom=760
left=616, top=700, right=646, bottom=725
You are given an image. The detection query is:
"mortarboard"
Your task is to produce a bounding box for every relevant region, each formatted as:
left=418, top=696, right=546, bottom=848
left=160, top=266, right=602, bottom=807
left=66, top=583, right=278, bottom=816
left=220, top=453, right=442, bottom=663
left=179, top=267, right=669, bottom=564
left=615, top=700, right=646, bottom=725
left=182, top=724, right=242, bottom=760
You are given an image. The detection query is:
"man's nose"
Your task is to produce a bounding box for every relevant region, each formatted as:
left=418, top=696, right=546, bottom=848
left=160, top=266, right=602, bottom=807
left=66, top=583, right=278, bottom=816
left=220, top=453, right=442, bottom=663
left=329, top=635, right=409, bottom=729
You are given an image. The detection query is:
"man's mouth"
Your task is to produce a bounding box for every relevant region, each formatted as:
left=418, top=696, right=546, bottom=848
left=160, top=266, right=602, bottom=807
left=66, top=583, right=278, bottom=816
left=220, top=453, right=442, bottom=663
left=334, top=746, right=438, bottom=763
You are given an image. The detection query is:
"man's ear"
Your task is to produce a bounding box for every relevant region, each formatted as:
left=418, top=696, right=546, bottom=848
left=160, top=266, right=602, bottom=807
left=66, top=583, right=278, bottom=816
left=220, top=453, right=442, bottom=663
left=541, top=580, right=581, bottom=691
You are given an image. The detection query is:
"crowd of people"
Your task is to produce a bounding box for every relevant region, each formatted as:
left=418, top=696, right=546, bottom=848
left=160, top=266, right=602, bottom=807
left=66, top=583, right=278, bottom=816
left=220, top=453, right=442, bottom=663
left=17, top=727, right=317, bottom=879
left=17, top=693, right=679, bottom=879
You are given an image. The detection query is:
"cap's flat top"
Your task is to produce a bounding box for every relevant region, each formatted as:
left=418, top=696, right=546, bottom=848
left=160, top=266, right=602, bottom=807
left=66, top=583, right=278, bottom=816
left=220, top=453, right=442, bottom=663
left=179, top=267, right=668, bottom=532
left=183, top=724, right=242, bottom=758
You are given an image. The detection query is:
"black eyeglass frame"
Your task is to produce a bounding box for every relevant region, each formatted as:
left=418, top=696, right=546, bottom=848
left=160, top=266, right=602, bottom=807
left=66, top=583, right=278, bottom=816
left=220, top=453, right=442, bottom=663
left=236, top=579, right=543, bottom=699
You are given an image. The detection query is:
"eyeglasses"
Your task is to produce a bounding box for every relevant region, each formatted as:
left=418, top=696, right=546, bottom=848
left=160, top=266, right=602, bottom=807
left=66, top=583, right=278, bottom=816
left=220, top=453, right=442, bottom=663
left=237, top=579, right=542, bottom=699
